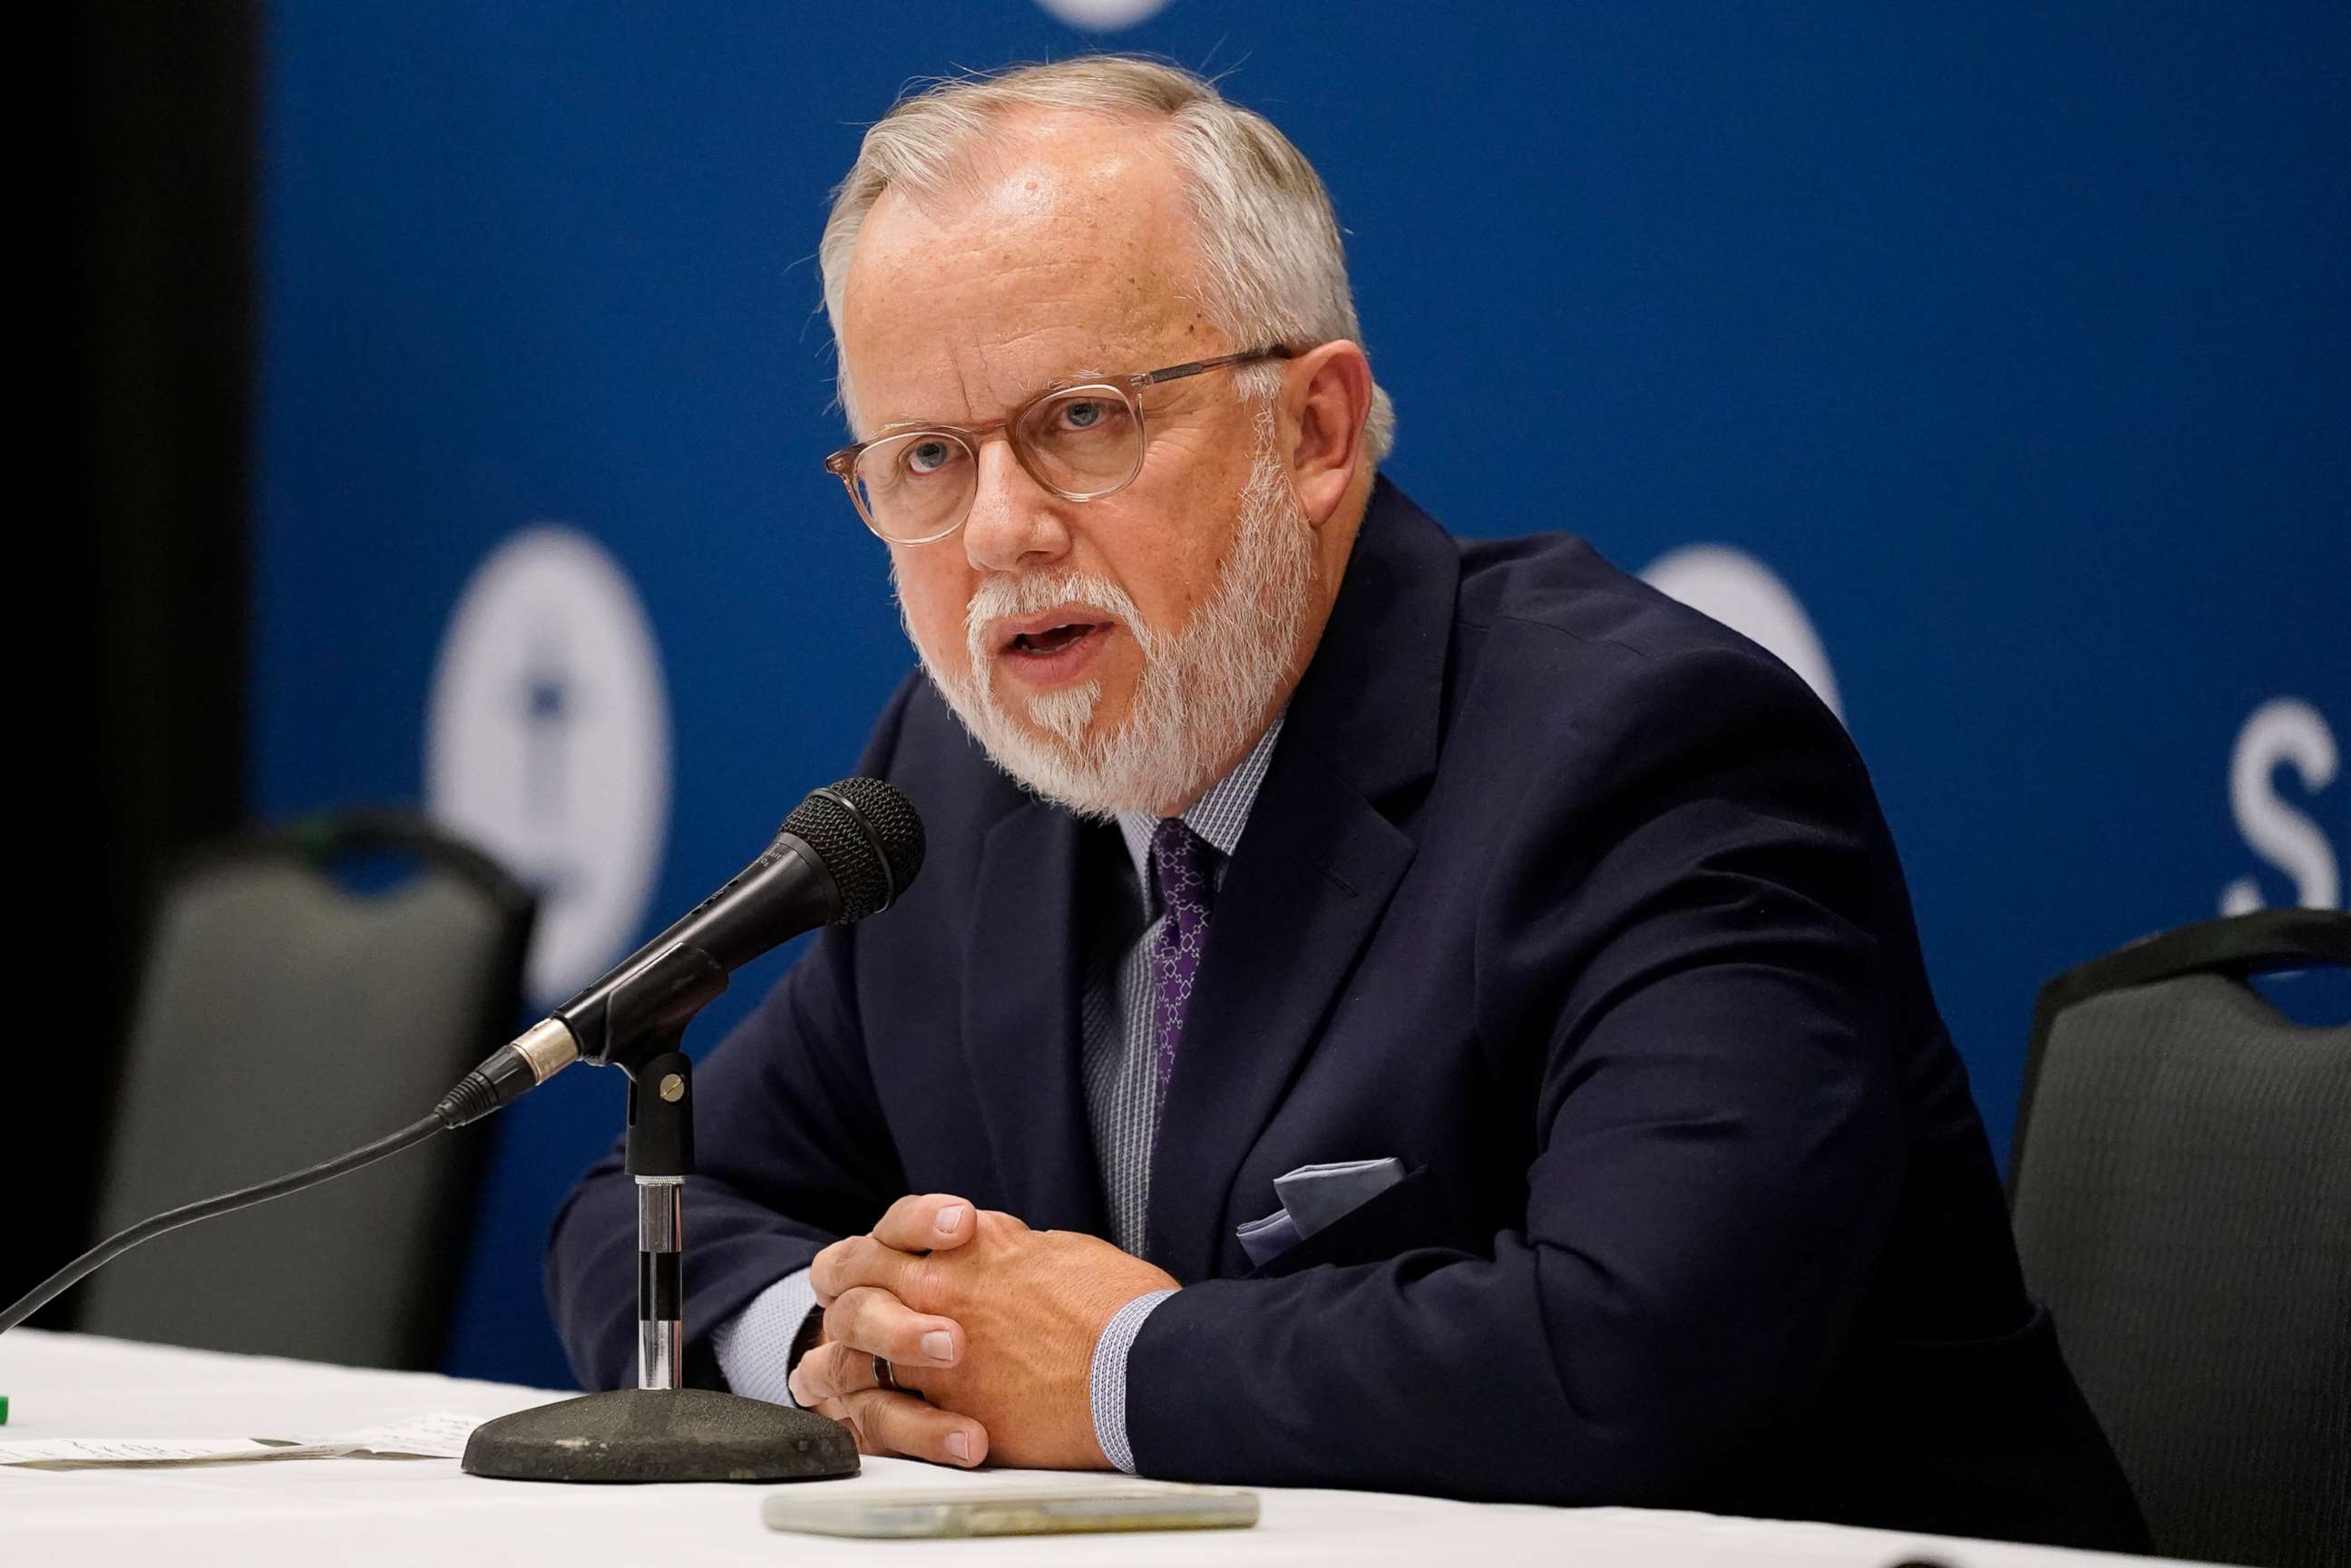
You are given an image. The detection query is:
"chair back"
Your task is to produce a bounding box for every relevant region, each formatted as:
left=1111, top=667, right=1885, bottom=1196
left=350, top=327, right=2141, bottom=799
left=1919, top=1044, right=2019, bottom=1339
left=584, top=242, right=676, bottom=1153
left=2010, top=909, right=2351, bottom=1568
left=77, top=811, right=534, bottom=1369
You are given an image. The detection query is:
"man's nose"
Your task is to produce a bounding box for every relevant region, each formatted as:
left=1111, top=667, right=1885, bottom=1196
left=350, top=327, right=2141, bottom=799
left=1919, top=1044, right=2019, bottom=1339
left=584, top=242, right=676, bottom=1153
left=961, top=440, right=1072, bottom=572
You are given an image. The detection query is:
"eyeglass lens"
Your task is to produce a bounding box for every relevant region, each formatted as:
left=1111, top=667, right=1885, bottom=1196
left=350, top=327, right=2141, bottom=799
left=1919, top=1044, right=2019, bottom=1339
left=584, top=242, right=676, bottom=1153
left=850, top=385, right=1144, bottom=541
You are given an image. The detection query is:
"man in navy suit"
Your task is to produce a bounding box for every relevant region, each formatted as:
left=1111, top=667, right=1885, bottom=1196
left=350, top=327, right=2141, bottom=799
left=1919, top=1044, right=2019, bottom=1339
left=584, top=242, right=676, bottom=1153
left=548, top=57, right=2144, bottom=1548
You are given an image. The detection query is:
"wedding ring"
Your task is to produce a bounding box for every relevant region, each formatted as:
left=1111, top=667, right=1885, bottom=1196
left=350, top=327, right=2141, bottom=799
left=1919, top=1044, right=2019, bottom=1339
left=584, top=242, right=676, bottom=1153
left=872, top=1353, right=902, bottom=1393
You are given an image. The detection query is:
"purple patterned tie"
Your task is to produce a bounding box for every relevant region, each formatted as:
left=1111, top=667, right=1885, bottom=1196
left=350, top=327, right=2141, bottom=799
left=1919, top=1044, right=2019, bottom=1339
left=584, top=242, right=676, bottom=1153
left=1146, top=817, right=1216, bottom=1142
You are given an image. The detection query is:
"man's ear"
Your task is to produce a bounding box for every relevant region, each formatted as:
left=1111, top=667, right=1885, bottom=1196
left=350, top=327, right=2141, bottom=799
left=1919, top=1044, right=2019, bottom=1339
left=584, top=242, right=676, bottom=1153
left=1281, top=342, right=1374, bottom=528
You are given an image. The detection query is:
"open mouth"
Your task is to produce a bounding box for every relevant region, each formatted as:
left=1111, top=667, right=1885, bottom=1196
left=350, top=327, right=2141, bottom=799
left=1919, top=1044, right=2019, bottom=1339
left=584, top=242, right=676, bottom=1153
left=986, top=609, right=1116, bottom=688
left=1009, top=621, right=1105, bottom=657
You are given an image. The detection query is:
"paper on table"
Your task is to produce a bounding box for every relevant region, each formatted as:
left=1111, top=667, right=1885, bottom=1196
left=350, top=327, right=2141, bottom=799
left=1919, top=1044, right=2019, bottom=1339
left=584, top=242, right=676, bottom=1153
left=0, top=1412, right=483, bottom=1470
left=326, top=1412, right=483, bottom=1457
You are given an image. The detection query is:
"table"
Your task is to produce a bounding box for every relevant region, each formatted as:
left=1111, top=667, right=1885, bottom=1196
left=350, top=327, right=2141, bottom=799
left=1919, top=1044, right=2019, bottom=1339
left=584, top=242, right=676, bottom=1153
left=0, top=1330, right=2178, bottom=1567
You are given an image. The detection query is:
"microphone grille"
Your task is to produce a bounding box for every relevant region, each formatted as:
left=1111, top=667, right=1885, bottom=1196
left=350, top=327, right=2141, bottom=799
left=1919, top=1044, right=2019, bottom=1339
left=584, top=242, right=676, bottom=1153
left=783, top=777, right=927, bottom=923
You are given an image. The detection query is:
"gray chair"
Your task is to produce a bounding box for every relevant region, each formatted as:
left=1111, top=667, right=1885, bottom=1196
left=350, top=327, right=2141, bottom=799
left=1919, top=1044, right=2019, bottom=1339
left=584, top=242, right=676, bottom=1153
left=77, top=812, right=534, bottom=1370
left=2009, top=909, right=2351, bottom=1568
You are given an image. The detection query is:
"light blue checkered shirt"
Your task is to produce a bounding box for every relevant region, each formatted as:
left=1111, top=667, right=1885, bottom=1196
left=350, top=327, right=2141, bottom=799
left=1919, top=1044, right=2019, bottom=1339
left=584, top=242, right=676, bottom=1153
left=714, top=716, right=1285, bottom=1472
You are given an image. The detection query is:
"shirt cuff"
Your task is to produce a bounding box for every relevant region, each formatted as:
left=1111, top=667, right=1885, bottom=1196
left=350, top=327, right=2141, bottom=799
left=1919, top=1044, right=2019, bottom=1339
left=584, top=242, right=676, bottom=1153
left=710, top=1268, right=821, bottom=1407
left=1088, top=1287, right=1177, bottom=1474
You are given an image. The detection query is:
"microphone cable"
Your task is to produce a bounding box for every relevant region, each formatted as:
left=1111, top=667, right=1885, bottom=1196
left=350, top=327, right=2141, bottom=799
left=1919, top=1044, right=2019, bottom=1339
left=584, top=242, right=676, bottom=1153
left=2, top=777, right=925, bottom=1339
left=1, top=1112, right=447, bottom=1335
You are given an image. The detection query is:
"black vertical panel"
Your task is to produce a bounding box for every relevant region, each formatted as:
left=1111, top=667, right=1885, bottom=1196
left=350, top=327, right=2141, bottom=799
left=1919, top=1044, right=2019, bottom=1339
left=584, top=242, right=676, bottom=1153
left=15, top=2, right=257, bottom=1323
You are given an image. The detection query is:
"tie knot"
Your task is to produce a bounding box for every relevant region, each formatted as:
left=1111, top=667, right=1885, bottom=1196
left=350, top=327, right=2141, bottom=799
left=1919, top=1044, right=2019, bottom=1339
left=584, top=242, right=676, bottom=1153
left=1147, top=817, right=1214, bottom=919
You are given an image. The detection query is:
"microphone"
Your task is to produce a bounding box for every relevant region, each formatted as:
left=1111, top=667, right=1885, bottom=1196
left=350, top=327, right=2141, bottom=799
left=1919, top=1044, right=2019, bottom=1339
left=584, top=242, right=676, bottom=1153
left=0, top=778, right=924, bottom=1339
left=434, top=776, right=925, bottom=1126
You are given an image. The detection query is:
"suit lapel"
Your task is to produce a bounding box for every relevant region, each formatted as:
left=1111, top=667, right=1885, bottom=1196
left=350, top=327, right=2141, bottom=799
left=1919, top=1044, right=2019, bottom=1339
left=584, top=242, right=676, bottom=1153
left=960, top=801, right=1111, bottom=1236
left=1143, top=477, right=1460, bottom=1280
left=1144, top=751, right=1415, bottom=1278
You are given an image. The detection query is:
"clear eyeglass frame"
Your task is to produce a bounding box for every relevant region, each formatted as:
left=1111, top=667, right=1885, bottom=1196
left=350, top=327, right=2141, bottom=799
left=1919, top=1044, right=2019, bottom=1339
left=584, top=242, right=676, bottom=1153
left=822, top=346, right=1294, bottom=545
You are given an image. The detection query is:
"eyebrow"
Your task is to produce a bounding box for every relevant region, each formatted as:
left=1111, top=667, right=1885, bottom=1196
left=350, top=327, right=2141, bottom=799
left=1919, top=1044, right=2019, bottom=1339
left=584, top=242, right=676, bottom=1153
left=871, top=364, right=1120, bottom=434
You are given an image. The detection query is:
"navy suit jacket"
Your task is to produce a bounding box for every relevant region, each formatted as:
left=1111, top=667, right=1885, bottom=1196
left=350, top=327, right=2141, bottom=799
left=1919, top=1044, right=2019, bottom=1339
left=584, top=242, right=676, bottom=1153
left=548, top=478, right=2145, bottom=1549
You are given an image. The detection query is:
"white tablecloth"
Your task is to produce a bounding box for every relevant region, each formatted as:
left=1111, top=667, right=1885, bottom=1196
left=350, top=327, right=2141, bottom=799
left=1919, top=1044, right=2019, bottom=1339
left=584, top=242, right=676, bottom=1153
left=0, top=1329, right=2175, bottom=1567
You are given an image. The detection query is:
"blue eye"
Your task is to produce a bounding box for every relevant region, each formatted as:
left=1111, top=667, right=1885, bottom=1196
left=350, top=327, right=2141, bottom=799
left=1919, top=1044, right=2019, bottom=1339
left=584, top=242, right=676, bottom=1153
left=902, top=439, right=955, bottom=476
left=1060, top=399, right=1109, bottom=431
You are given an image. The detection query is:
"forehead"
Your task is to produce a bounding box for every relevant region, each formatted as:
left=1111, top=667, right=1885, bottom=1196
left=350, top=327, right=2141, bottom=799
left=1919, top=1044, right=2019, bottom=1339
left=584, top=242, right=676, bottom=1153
left=839, top=112, right=1213, bottom=430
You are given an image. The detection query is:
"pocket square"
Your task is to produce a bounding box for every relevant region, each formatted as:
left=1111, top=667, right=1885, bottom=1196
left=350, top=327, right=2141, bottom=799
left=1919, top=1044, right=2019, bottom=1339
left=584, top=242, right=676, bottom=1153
left=1235, top=1156, right=1407, bottom=1268
left=1233, top=1207, right=1303, bottom=1269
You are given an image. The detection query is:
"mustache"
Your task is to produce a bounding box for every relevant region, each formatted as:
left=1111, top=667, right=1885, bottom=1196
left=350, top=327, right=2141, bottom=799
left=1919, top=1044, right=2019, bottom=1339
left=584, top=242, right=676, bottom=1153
left=961, top=570, right=1150, bottom=668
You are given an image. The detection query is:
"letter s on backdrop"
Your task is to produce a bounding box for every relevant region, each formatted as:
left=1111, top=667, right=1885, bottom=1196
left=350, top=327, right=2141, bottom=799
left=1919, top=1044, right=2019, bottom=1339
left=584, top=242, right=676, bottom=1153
left=2220, top=697, right=2341, bottom=915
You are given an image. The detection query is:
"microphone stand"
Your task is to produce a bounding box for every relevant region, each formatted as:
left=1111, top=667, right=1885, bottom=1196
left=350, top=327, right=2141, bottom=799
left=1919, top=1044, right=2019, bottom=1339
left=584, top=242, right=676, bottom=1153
left=462, top=1024, right=856, bottom=1484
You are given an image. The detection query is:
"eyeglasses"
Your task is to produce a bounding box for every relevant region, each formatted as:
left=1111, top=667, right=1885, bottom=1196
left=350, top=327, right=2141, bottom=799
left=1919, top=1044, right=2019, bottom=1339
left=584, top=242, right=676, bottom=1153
left=823, top=346, right=1293, bottom=545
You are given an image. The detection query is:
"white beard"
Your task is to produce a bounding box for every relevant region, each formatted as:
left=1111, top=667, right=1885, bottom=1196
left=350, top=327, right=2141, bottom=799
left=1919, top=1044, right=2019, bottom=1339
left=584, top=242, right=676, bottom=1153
left=901, top=423, right=1314, bottom=821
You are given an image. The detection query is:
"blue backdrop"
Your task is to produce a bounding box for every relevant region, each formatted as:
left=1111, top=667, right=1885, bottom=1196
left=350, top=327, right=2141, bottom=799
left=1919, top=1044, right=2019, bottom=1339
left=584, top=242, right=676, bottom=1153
left=254, top=2, right=2347, bottom=1388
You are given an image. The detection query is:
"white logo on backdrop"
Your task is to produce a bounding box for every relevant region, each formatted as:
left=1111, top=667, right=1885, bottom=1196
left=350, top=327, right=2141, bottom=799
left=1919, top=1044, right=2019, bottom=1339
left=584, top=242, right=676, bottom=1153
left=1639, top=544, right=1844, bottom=722
left=2220, top=697, right=2341, bottom=914
left=1033, top=0, right=1173, bottom=29
left=427, top=526, right=672, bottom=1008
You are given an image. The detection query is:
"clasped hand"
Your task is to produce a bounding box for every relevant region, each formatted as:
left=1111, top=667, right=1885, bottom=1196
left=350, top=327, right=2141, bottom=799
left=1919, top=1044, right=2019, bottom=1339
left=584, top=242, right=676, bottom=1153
left=787, top=1194, right=1178, bottom=1469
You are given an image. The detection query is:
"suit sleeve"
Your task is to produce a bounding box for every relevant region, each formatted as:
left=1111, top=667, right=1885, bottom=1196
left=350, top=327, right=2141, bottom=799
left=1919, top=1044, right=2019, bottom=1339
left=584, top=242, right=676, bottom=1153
left=1121, top=644, right=1910, bottom=1504
left=543, top=678, right=920, bottom=1392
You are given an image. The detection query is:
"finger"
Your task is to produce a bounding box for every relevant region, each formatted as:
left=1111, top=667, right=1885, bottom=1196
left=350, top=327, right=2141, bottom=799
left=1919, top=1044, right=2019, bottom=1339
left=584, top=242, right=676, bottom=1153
left=872, top=1193, right=978, bottom=1253
left=788, top=1338, right=880, bottom=1407
left=821, top=1285, right=963, bottom=1368
left=808, top=1235, right=853, bottom=1309
left=835, top=1388, right=988, bottom=1469
left=808, top=1241, right=846, bottom=1316
left=807, top=1397, right=884, bottom=1458
left=786, top=1328, right=958, bottom=1407
left=808, top=1232, right=920, bottom=1305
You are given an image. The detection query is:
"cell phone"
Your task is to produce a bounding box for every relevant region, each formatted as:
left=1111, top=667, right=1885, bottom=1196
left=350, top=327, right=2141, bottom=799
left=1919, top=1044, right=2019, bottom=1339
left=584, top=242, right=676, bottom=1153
left=759, top=1481, right=1260, bottom=1539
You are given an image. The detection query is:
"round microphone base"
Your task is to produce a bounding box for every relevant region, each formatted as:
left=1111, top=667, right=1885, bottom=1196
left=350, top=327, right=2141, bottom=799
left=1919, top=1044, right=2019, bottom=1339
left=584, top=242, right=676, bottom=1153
left=463, top=1388, right=858, bottom=1484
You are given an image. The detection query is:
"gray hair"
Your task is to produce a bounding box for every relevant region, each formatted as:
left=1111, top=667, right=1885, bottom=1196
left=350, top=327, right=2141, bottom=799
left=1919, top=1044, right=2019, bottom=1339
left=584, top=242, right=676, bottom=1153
left=818, top=55, right=1395, bottom=463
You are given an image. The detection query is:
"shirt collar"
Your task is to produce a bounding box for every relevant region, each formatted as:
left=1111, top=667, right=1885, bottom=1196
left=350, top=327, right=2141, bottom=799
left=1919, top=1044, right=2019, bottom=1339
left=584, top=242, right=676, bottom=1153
left=1115, top=712, right=1286, bottom=891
